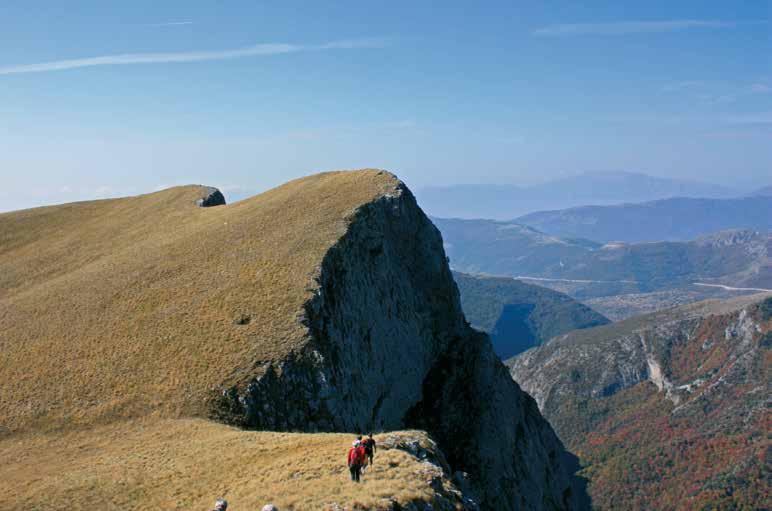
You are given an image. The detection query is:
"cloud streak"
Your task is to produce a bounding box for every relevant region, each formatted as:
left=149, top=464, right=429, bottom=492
left=0, top=39, right=383, bottom=76
left=533, top=20, right=743, bottom=36
left=145, top=21, right=194, bottom=27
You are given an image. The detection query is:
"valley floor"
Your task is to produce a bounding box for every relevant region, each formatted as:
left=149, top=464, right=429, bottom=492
left=0, top=419, right=467, bottom=511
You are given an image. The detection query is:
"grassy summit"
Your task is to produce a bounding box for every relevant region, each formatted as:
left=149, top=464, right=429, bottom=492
left=0, top=170, right=400, bottom=432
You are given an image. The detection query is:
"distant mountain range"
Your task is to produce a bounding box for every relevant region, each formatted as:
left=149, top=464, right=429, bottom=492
left=517, top=195, right=772, bottom=243
left=437, top=217, right=772, bottom=317
left=453, top=271, right=610, bottom=358
left=508, top=293, right=772, bottom=510
left=748, top=184, right=772, bottom=197
left=437, top=218, right=771, bottom=291
left=433, top=217, right=600, bottom=277
left=416, top=171, right=738, bottom=220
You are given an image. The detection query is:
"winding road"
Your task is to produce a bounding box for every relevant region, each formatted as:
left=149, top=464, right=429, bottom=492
left=515, top=276, right=772, bottom=293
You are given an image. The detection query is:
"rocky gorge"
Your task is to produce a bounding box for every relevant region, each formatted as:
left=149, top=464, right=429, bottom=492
left=508, top=294, right=772, bottom=509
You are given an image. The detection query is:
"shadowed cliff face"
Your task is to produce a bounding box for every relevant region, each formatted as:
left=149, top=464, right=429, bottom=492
left=215, top=178, right=587, bottom=510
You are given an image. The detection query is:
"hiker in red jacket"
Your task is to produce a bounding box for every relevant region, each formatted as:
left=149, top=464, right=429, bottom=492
left=347, top=440, right=367, bottom=482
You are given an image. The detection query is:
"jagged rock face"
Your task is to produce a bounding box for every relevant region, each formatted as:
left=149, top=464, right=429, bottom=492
left=196, top=186, right=226, bottom=207
left=376, top=432, right=481, bottom=511
left=510, top=317, right=703, bottom=416
left=508, top=294, right=772, bottom=510
left=217, top=182, right=583, bottom=510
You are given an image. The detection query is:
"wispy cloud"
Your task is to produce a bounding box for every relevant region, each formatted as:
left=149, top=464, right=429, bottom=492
left=693, top=81, right=772, bottom=104
left=748, top=83, right=771, bottom=94
left=0, top=39, right=384, bottom=76
left=145, top=21, right=194, bottom=27
left=533, top=20, right=745, bottom=36
left=725, top=112, right=772, bottom=125
left=660, top=80, right=705, bottom=92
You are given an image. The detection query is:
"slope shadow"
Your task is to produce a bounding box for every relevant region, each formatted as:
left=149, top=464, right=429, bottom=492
left=562, top=450, right=592, bottom=510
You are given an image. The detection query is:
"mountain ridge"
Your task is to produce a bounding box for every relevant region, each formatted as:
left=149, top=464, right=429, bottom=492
left=416, top=171, right=737, bottom=220
left=1, top=169, right=584, bottom=510
left=516, top=196, right=772, bottom=243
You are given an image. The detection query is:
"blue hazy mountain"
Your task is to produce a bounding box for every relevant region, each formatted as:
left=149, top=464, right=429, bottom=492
left=517, top=196, right=772, bottom=243
left=416, top=171, right=738, bottom=220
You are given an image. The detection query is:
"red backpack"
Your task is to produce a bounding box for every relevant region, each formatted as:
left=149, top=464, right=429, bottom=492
left=355, top=446, right=367, bottom=464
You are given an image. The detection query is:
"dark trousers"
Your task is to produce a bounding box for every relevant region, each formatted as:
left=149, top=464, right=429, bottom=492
left=349, top=464, right=362, bottom=482
left=367, top=452, right=374, bottom=465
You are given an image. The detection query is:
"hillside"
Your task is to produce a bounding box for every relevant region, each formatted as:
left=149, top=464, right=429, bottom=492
left=0, top=170, right=583, bottom=510
left=437, top=218, right=771, bottom=317
left=748, top=185, right=772, bottom=197
left=536, top=229, right=772, bottom=291
left=0, top=422, right=474, bottom=510
left=433, top=217, right=599, bottom=277
left=508, top=294, right=772, bottom=510
left=416, top=171, right=735, bottom=220
left=453, top=272, right=610, bottom=358
left=516, top=196, right=772, bottom=243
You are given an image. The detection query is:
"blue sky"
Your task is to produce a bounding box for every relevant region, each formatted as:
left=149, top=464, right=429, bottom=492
left=1, top=1, right=770, bottom=211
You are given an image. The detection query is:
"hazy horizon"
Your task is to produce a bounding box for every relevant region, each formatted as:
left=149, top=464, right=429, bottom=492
left=1, top=1, right=770, bottom=212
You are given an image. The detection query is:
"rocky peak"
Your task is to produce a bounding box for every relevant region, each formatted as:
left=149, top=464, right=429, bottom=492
left=214, top=174, right=585, bottom=510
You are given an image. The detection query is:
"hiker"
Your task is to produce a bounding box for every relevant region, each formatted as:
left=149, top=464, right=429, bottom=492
left=347, top=439, right=366, bottom=482
left=363, top=433, right=377, bottom=466
left=211, top=498, right=228, bottom=511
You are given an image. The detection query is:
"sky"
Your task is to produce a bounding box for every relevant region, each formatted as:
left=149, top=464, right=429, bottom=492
left=1, top=1, right=770, bottom=211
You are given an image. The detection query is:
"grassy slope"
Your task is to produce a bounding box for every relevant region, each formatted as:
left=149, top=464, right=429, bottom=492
left=0, top=170, right=474, bottom=510
left=0, top=420, right=459, bottom=511
left=0, top=170, right=399, bottom=431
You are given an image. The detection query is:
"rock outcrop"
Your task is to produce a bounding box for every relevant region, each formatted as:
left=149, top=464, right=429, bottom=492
left=196, top=186, right=226, bottom=207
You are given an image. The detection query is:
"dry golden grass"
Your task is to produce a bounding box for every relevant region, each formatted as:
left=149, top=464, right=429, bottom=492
left=0, top=170, right=466, bottom=509
left=0, top=418, right=458, bottom=510
left=0, top=169, right=400, bottom=431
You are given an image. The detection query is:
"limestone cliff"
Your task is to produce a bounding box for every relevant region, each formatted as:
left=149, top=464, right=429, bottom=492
left=214, top=175, right=583, bottom=510
left=508, top=294, right=772, bottom=509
